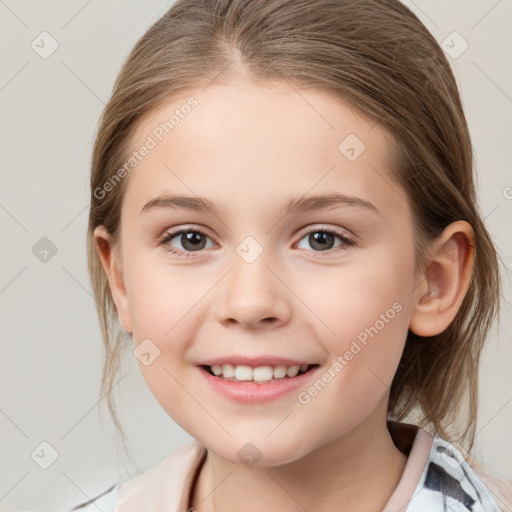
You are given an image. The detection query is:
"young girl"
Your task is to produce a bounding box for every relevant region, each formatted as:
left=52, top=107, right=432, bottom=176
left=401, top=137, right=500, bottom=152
left=72, top=0, right=512, bottom=510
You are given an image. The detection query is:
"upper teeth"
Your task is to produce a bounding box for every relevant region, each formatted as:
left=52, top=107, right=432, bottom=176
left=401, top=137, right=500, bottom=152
left=210, top=364, right=310, bottom=382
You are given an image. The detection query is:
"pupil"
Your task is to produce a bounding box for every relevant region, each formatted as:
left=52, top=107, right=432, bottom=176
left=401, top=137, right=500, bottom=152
left=182, top=232, right=205, bottom=251
left=310, top=232, right=334, bottom=251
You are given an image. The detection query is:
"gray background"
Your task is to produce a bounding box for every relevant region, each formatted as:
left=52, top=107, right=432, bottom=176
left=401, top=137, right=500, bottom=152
left=1, top=1, right=511, bottom=511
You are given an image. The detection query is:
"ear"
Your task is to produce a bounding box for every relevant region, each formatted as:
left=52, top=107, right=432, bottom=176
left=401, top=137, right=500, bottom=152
left=409, top=220, right=475, bottom=337
left=94, top=225, right=132, bottom=334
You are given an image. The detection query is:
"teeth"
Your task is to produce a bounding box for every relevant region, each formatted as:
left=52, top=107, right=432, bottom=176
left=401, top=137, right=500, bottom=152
left=234, top=365, right=253, bottom=381
left=211, top=364, right=222, bottom=376
left=207, top=363, right=312, bottom=382
left=222, top=364, right=235, bottom=378
left=286, top=365, right=300, bottom=378
left=253, top=366, right=273, bottom=382
left=273, top=365, right=287, bottom=379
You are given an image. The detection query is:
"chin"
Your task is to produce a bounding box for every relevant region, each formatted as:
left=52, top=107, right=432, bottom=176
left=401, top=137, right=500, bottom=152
left=203, top=434, right=315, bottom=469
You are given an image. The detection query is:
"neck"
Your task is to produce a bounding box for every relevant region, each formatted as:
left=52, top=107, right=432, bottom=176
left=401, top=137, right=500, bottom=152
left=190, top=406, right=408, bottom=512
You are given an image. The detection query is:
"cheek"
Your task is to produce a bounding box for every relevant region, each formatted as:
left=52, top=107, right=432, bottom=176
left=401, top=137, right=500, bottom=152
left=301, top=254, right=412, bottom=339
left=291, top=268, right=411, bottom=441
left=124, top=251, right=210, bottom=339
left=121, top=228, right=416, bottom=444
left=295, top=249, right=414, bottom=389
left=122, top=256, right=213, bottom=413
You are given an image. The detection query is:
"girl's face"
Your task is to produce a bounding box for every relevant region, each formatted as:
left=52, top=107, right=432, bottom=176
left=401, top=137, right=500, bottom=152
left=105, top=80, right=423, bottom=466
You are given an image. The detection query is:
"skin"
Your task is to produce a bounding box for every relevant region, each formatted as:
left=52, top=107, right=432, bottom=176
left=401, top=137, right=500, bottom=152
left=95, top=78, right=475, bottom=512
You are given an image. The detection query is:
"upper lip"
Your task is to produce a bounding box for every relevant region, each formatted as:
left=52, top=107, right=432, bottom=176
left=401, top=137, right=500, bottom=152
left=198, top=356, right=317, bottom=367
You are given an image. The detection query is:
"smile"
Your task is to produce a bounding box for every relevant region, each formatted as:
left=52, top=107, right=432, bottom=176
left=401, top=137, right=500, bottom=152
left=197, top=361, right=320, bottom=403
left=202, top=363, right=316, bottom=383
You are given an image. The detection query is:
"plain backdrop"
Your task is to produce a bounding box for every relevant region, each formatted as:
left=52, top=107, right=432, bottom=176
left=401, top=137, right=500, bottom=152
left=1, top=1, right=511, bottom=511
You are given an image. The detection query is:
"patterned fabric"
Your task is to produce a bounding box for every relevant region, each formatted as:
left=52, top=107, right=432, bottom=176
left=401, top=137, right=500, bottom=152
left=68, top=423, right=510, bottom=512
left=405, top=437, right=503, bottom=511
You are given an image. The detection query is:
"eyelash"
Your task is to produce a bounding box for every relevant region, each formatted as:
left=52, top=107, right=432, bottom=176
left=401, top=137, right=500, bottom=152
left=158, top=225, right=356, bottom=259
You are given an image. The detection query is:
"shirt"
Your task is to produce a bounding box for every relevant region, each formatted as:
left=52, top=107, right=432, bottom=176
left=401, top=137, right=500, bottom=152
left=69, top=421, right=512, bottom=511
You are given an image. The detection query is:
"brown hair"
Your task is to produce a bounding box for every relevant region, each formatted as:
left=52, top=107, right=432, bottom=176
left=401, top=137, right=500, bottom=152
left=87, top=0, right=501, bottom=457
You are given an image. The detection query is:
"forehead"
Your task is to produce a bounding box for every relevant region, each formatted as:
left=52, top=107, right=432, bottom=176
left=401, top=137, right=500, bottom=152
left=123, top=80, right=407, bottom=221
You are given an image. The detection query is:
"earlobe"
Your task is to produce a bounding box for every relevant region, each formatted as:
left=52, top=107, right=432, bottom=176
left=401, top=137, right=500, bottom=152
left=93, top=225, right=133, bottom=333
left=409, top=221, right=475, bottom=337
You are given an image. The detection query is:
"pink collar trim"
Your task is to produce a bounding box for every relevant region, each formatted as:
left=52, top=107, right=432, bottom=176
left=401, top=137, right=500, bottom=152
left=382, top=427, right=434, bottom=511
left=115, top=425, right=433, bottom=511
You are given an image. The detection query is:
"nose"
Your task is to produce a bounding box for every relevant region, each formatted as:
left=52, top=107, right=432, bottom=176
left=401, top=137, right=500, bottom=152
left=215, top=250, right=292, bottom=330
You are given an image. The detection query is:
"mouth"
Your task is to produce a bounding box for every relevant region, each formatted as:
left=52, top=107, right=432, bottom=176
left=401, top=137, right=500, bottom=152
left=199, top=362, right=320, bottom=403
left=200, top=363, right=318, bottom=383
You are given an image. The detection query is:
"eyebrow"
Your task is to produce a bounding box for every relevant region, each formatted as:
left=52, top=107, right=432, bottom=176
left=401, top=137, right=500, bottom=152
left=140, top=192, right=380, bottom=216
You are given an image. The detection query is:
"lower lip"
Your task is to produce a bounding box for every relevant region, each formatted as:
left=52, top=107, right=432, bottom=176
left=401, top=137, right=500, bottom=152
left=198, top=366, right=319, bottom=404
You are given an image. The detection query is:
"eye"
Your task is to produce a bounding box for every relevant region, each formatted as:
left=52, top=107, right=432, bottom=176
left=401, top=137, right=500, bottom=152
left=295, top=226, right=356, bottom=255
left=159, top=227, right=216, bottom=257
left=159, top=225, right=356, bottom=259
